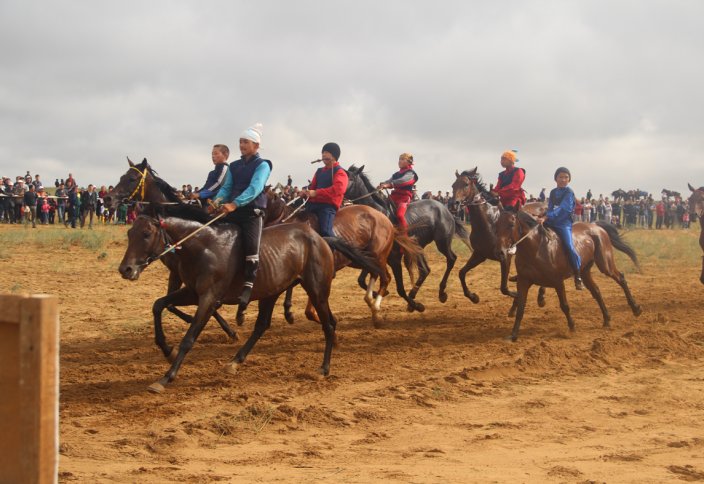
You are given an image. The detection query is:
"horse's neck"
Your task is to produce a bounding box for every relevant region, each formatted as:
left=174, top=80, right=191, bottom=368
left=468, top=202, right=495, bottom=232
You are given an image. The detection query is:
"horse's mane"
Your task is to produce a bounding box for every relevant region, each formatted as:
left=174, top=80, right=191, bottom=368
left=517, top=210, right=538, bottom=228
left=138, top=159, right=184, bottom=204
left=459, top=169, right=493, bottom=201
left=347, top=165, right=389, bottom=208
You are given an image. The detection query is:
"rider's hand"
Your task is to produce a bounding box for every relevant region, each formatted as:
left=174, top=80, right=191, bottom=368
left=220, top=203, right=237, bottom=213
left=190, top=192, right=200, bottom=200
left=308, top=189, right=317, bottom=198
left=537, top=216, right=546, bottom=225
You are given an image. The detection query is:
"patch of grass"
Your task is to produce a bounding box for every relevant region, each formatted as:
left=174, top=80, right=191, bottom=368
left=0, top=225, right=118, bottom=252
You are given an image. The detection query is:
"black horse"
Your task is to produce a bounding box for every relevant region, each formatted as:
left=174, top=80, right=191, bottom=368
left=345, top=165, right=472, bottom=311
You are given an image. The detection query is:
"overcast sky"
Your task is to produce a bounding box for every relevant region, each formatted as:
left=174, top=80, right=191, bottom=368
left=1, top=1, right=702, bottom=198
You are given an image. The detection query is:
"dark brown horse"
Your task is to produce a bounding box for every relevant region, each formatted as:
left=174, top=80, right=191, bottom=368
left=688, top=183, right=704, bottom=284
left=451, top=168, right=546, bottom=304
left=105, top=158, right=238, bottom=339
left=495, top=211, right=642, bottom=341
left=282, top=203, right=424, bottom=326
left=119, top=205, right=384, bottom=392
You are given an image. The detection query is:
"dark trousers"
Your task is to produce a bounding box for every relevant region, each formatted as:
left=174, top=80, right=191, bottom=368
left=305, top=202, right=337, bottom=237
left=223, top=209, right=265, bottom=296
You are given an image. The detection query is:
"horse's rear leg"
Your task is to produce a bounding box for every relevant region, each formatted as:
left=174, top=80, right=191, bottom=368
left=307, top=296, right=336, bottom=376
left=283, top=282, right=298, bottom=324
left=436, top=242, right=456, bottom=303
left=510, top=286, right=546, bottom=317
left=213, top=309, right=239, bottom=341
left=614, top=271, right=642, bottom=316
left=554, top=282, right=576, bottom=332
left=581, top=264, right=611, bottom=328
left=389, top=252, right=424, bottom=313
left=459, top=252, right=485, bottom=304
left=225, top=296, right=279, bottom=375
left=510, top=279, right=531, bottom=341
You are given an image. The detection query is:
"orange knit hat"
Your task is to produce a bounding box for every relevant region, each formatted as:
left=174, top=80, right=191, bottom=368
left=501, top=150, right=517, bottom=163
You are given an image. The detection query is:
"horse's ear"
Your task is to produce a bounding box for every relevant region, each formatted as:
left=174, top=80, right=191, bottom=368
left=689, top=183, right=696, bottom=192
left=127, top=157, right=134, bottom=167
left=470, top=167, right=477, bottom=176
left=455, top=170, right=460, bottom=178
left=358, top=164, right=365, bottom=173
left=142, top=158, right=148, bottom=166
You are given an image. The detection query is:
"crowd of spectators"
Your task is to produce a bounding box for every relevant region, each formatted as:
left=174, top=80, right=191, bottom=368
left=0, top=171, right=697, bottom=231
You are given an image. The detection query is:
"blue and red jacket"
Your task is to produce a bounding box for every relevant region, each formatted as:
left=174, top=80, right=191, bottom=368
left=309, top=162, right=348, bottom=209
left=495, top=166, right=526, bottom=209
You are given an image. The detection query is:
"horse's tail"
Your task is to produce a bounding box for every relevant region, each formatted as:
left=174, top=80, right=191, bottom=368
left=323, top=237, right=384, bottom=277
left=453, top=218, right=473, bottom=250
left=595, top=221, right=641, bottom=272
left=394, top=230, right=424, bottom=274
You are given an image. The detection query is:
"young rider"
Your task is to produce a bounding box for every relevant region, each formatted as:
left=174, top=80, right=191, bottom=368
left=377, top=152, right=418, bottom=230
left=192, top=144, right=230, bottom=206
left=213, top=123, right=272, bottom=311
left=538, top=167, right=583, bottom=290
left=300, top=142, right=348, bottom=237
left=492, top=150, right=526, bottom=211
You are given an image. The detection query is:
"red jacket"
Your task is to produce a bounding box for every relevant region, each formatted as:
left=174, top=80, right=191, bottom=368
left=495, top=167, right=526, bottom=209
left=309, top=162, right=348, bottom=208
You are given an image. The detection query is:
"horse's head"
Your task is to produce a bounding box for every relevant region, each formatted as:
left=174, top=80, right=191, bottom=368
left=104, top=157, right=150, bottom=210
left=688, top=183, right=704, bottom=218
left=344, top=164, right=367, bottom=200
left=119, top=215, right=166, bottom=281
left=452, top=168, right=480, bottom=203
left=495, top=206, right=520, bottom=259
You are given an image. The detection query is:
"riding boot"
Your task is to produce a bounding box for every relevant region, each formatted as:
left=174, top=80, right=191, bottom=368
left=574, top=272, right=584, bottom=291
left=237, top=282, right=254, bottom=311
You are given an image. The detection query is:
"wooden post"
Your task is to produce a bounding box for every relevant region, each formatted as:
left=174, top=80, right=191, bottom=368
left=0, top=294, right=59, bottom=484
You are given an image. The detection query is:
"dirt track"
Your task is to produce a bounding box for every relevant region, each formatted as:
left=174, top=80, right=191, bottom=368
left=3, top=225, right=704, bottom=482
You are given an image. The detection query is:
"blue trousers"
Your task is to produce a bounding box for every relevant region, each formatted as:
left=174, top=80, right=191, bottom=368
left=547, top=222, right=581, bottom=273
left=305, top=202, right=337, bottom=237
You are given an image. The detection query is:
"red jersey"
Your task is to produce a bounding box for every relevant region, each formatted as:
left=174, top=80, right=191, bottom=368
left=495, top=166, right=526, bottom=209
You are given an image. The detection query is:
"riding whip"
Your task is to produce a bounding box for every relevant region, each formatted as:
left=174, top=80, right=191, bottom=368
left=507, top=224, right=540, bottom=255
left=281, top=198, right=308, bottom=223
left=346, top=188, right=383, bottom=203
left=310, top=158, right=323, bottom=164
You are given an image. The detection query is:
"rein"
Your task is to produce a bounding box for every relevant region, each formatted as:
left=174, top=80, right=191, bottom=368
left=141, top=212, right=227, bottom=268
left=507, top=222, right=540, bottom=255
left=345, top=188, right=383, bottom=203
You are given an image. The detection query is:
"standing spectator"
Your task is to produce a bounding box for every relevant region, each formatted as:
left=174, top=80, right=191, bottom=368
left=54, top=178, right=60, bottom=188
left=13, top=178, right=25, bottom=224
left=586, top=188, right=592, bottom=200
left=40, top=194, right=50, bottom=225
left=24, top=170, right=32, bottom=184
left=538, top=188, right=546, bottom=202
left=65, top=173, right=76, bottom=190
left=23, top=184, right=37, bottom=228
left=82, top=184, right=98, bottom=228
left=55, top=183, right=67, bottom=224
left=604, top=198, right=612, bottom=223
left=67, top=185, right=80, bottom=228
left=655, top=200, right=665, bottom=229
left=287, top=174, right=293, bottom=187
left=574, top=198, right=584, bottom=222
left=33, top=174, right=43, bottom=191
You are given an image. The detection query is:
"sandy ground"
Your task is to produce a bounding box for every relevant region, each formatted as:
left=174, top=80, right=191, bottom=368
left=2, top=224, right=703, bottom=483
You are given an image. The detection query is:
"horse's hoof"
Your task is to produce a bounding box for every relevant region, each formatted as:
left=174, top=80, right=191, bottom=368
left=147, top=382, right=165, bottom=394
left=506, top=334, right=518, bottom=342
left=439, top=293, right=448, bottom=303
left=415, top=302, right=426, bottom=313
left=229, top=332, right=239, bottom=342
left=167, top=347, right=178, bottom=363
left=469, top=294, right=480, bottom=304
left=603, top=321, right=611, bottom=329
left=318, top=366, right=330, bottom=376
left=537, top=299, right=546, bottom=308
left=285, top=313, right=295, bottom=324
left=236, top=312, right=245, bottom=326
left=223, top=362, right=239, bottom=376
left=406, top=304, right=415, bottom=313
left=633, top=305, right=642, bottom=317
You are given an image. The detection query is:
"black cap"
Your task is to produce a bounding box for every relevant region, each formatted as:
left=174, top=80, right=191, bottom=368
left=554, top=167, right=571, bottom=181
left=322, top=142, right=341, bottom=161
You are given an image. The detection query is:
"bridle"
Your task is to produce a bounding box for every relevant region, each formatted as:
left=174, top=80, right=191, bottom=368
left=127, top=166, right=148, bottom=202
left=455, top=175, right=487, bottom=207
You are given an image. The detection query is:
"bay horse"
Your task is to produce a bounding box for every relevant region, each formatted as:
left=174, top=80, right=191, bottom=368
left=687, top=183, right=704, bottom=284
left=105, top=158, right=237, bottom=339
left=451, top=168, right=547, bottom=304
left=281, top=202, right=424, bottom=325
left=495, top=210, right=642, bottom=341
left=345, top=165, right=472, bottom=311
left=119, top=205, right=385, bottom=392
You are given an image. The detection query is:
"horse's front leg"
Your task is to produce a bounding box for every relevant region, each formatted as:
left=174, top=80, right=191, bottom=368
left=459, top=252, right=485, bottom=304
left=152, top=287, right=198, bottom=361
left=499, top=253, right=518, bottom=298
left=148, top=290, right=219, bottom=393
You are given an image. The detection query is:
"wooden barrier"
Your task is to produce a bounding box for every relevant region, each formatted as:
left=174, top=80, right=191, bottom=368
left=0, top=295, right=59, bottom=484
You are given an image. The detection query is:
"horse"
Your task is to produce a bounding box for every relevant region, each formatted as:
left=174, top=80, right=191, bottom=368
left=105, top=158, right=238, bottom=340
left=451, top=168, right=547, bottom=305
left=119, top=204, right=385, bottom=392
left=344, top=165, right=472, bottom=311
left=495, top=210, right=642, bottom=341
left=280, top=201, right=425, bottom=325
left=687, top=183, right=704, bottom=284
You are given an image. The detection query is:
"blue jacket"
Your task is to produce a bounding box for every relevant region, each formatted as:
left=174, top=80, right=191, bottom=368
left=198, top=163, right=229, bottom=200
left=546, top=186, right=576, bottom=226
left=215, top=154, right=272, bottom=209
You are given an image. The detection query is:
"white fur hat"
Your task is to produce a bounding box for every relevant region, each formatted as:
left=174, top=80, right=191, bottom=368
left=240, top=122, right=263, bottom=144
